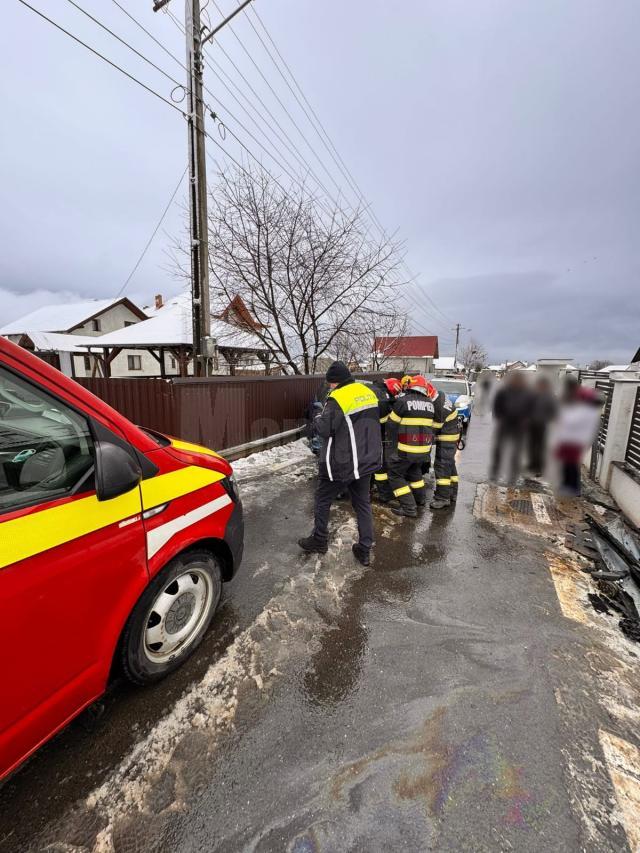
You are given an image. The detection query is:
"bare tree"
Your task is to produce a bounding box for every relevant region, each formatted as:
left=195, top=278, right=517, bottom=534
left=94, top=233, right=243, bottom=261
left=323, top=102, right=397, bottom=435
left=459, top=339, right=488, bottom=372
left=205, top=163, right=406, bottom=374
left=587, top=359, right=610, bottom=371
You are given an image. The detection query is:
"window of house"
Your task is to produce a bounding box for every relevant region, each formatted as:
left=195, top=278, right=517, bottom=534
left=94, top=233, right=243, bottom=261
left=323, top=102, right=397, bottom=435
left=127, top=355, right=142, bottom=371
left=169, top=357, right=177, bottom=369
left=83, top=356, right=91, bottom=371
left=0, top=366, right=95, bottom=514
left=91, top=319, right=100, bottom=332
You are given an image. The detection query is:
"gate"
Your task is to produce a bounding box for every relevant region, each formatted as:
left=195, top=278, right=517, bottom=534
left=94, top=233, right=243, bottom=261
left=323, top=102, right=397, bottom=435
left=625, top=386, right=640, bottom=474
left=588, top=378, right=613, bottom=478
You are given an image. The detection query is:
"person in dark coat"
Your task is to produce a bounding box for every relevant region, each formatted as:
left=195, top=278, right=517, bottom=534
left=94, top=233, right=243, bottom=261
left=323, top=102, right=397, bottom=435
left=489, top=371, right=533, bottom=485
left=526, top=376, right=557, bottom=477
left=298, top=361, right=382, bottom=565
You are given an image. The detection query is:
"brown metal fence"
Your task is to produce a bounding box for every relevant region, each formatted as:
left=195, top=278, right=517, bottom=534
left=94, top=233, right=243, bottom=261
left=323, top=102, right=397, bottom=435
left=76, top=373, right=393, bottom=451
left=76, top=374, right=327, bottom=451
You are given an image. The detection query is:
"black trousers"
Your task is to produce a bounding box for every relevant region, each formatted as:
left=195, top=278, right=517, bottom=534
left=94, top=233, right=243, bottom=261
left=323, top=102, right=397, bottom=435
left=561, top=461, right=581, bottom=495
left=387, top=456, right=428, bottom=510
left=313, top=475, right=374, bottom=550
left=490, top=425, right=524, bottom=484
left=434, top=442, right=458, bottom=499
left=527, top=423, right=547, bottom=475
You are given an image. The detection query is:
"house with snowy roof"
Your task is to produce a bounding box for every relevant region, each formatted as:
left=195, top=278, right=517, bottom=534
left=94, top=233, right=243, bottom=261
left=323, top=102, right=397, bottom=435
left=82, top=293, right=270, bottom=377
left=0, top=296, right=148, bottom=377
left=433, top=356, right=463, bottom=376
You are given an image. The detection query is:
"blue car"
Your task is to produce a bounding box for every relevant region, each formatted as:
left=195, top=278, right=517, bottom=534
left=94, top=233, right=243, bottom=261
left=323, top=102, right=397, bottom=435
left=435, top=378, right=474, bottom=430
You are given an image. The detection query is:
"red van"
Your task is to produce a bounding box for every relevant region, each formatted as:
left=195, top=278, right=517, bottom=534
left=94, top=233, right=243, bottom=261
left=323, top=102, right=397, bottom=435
left=0, top=338, right=243, bottom=780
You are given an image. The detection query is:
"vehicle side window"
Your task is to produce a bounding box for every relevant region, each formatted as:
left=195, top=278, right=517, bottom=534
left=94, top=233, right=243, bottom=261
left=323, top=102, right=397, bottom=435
left=0, top=367, right=95, bottom=515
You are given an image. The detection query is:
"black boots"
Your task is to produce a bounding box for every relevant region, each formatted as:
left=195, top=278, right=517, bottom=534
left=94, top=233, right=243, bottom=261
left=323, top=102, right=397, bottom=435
left=298, top=535, right=328, bottom=554
left=352, top=543, right=370, bottom=566
left=430, top=497, right=451, bottom=509
left=389, top=501, right=418, bottom=518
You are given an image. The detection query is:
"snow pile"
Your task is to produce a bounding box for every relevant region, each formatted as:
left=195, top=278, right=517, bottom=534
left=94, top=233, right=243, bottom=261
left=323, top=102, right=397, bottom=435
left=231, top=438, right=314, bottom=481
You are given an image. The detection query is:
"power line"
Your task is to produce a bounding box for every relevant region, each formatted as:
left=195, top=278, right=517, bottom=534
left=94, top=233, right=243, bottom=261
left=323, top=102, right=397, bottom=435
left=243, top=6, right=457, bottom=331
left=16, top=0, right=187, bottom=117
left=96, top=2, right=450, bottom=340
left=166, top=9, right=346, bottom=213
left=117, top=166, right=188, bottom=296
left=247, top=7, right=361, bottom=202
left=209, top=0, right=347, bottom=199
left=64, top=0, right=185, bottom=93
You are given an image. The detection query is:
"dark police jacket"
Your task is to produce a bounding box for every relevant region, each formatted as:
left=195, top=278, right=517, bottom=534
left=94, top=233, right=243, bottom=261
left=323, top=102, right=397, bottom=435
left=315, top=380, right=382, bottom=482
left=387, top=389, right=436, bottom=459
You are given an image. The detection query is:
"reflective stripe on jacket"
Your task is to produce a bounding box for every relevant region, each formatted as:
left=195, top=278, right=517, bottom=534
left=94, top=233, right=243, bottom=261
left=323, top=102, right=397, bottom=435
left=432, top=390, right=460, bottom=442
left=386, top=390, right=435, bottom=458
left=316, top=380, right=382, bottom=481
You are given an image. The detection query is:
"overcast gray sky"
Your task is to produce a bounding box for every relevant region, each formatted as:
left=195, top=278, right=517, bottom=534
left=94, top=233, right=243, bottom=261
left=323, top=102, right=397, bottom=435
left=1, top=0, right=638, bottom=364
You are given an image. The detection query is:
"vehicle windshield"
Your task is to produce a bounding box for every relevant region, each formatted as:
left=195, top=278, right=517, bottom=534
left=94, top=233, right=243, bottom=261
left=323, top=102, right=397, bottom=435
left=436, top=380, right=469, bottom=395
left=139, top=426, right=171, bottom=447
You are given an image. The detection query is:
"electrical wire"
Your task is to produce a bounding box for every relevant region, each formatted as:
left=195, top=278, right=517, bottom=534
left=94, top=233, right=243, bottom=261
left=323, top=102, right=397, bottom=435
left=209, top=0, right=347, bottom=198
left=64, top=0, right=185, bottom=95
left=117, top=166, right=188, bottom=296
left=238, top=6, right=457, bottom=331
left=15, top=0, right=187, bottom=117
left=166, top=9, right=346, bottom=214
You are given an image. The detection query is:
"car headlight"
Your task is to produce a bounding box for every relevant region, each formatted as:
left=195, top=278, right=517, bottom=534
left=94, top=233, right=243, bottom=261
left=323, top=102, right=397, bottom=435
left=454, top=395, right=471, bottom=408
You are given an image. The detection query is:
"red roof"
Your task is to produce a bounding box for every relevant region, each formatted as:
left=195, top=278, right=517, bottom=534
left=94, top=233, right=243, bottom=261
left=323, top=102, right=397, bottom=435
left=374, top=335, right=439, bottom=358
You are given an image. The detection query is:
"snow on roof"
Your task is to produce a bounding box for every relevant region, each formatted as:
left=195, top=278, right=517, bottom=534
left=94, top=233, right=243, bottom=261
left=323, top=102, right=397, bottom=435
left=83, top=295, right=266, bottom=351
left=598, top=364, right=631, bottom=373
left=374, top=335, right=439, bottom=358
left=0, top=298, right=131, bottom=335
left=434, top=356, right=462, bottom=370
left=19, top=331, right=96, bottom=353
left=524, top=364, right=537, bottom=371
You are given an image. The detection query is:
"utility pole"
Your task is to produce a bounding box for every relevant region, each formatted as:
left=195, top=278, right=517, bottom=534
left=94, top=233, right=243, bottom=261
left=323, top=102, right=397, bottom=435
left=452, top=323, right=471, bottom=370
left=186, top=0, right=210, bottom=375
left=453, top=323, right=461, bottom=367
left=153, top=0, right=253, bottom=375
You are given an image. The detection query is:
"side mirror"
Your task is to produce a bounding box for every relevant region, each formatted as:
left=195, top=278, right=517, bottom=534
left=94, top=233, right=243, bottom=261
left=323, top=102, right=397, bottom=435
left=95, top=442, right=142, bottom=501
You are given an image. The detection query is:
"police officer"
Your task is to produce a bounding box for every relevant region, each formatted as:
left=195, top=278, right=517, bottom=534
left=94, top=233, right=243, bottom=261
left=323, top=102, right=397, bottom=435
left=371, top=377, right=401, bottom=504
left=386, top=375, right=435, bottom=517
left=298, top=361, right=382, bottom=565
left=430, top=382, right=461, bottom=509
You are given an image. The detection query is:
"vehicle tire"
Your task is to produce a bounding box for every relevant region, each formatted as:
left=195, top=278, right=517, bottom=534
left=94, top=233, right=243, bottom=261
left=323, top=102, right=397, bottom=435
left=120, top=549, right=223, bottom=685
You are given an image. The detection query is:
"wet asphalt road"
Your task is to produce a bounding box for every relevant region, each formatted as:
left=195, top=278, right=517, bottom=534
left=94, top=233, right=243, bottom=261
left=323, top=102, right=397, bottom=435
left=0, top=414, right=635, bottom=852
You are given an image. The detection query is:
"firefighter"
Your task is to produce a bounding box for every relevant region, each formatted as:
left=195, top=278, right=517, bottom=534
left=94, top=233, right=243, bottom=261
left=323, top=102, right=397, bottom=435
left=386, top=374, right=435, bottom=517
left=298, top=361, right=382, bottom=566
left=371, top=377, right=401, bottom=504
left=430, top=383, right=460, bottom=509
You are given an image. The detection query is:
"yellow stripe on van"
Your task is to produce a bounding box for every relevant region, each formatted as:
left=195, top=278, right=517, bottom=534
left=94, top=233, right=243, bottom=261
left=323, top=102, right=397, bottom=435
left=140, top=466, right=224, bottom=510
left=170, top=439, right=222, bottom=459
left=0, top=466, right=225, bottom=570
left=0, top=489, right=141, bottom=571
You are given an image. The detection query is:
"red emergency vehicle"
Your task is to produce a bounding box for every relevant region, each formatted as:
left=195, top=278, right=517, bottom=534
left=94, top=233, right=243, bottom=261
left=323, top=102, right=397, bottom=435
left=0, top=338, right=244, bottom=779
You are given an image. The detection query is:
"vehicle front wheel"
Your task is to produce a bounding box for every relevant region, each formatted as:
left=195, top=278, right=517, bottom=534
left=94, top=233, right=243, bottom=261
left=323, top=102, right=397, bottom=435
left=120, top=550, right=222, bottom=685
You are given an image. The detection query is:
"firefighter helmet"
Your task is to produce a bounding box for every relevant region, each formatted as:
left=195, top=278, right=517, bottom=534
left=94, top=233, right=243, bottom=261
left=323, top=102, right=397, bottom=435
left=425, top=381, right=438, bottom=401
left=404, top=374, right=429, bottom=395
left=384, top=377, right=402, bottom=396
left=400, top=374, right=413, bottom=390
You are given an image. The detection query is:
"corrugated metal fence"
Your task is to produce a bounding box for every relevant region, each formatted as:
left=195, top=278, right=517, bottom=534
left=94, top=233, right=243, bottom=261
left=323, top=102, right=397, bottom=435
left=76, top=374, right=329, bottom=450
left=76, top=373, right=390, bottom=451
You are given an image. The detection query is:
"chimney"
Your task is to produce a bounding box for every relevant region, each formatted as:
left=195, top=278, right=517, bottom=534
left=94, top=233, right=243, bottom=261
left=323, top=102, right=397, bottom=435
left=155, top=293, right=163, bottom=310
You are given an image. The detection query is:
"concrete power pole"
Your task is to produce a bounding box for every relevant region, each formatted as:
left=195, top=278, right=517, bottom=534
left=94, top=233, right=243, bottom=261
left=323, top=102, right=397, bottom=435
left=154, top=0, right=253, bottom=375
left=453, top=323, right=461, bottom=367
left=185, top=0, right=211, bottom=376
